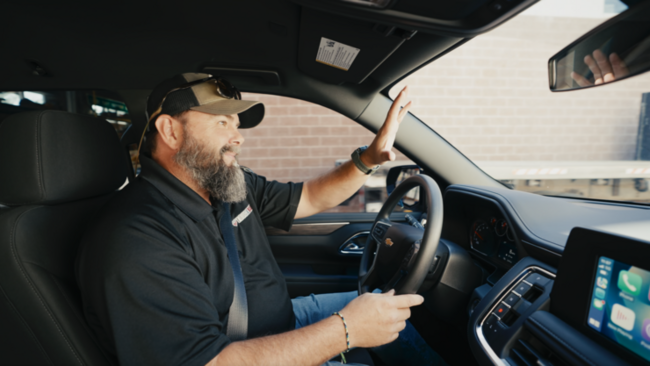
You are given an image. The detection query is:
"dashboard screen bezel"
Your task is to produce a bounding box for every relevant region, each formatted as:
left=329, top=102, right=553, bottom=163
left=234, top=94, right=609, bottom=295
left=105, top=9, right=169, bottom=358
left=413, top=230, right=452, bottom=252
left=551, top=227, right=650, bottom=365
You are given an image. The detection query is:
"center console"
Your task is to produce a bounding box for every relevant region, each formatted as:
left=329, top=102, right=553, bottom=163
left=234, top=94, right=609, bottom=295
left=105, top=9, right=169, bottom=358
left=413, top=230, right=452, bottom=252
left=468, top=227, right=650, bottom=366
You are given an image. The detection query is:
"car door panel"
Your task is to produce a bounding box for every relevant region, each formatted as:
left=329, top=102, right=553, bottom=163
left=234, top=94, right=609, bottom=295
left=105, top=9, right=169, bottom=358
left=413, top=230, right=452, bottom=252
left=268, top=212, right=418, bottom=297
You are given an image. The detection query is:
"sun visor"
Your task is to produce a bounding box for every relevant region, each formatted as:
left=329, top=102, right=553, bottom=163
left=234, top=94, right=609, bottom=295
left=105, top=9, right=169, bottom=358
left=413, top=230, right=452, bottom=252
left=298, top=8, right=415, bottom=85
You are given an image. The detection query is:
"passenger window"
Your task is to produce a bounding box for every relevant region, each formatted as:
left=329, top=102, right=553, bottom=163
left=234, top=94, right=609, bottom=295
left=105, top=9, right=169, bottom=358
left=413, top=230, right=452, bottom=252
left=238, top=93, right=413, bottom=213
left=0, top=90, right=131, bottom=138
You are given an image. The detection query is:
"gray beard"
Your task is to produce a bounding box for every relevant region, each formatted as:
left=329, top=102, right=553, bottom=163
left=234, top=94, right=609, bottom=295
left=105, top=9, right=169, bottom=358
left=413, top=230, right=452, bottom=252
left=174, top=129, right=247, bottom=203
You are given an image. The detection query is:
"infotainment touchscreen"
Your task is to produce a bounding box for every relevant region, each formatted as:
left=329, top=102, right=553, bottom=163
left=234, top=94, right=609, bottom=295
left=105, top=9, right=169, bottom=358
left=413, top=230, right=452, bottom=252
left=587, top=256, right=650, bottom=362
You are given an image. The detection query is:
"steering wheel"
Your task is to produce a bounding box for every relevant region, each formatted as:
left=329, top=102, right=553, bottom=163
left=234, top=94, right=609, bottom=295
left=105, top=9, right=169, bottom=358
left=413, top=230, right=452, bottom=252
left=358, top=175, right=444, bottom=295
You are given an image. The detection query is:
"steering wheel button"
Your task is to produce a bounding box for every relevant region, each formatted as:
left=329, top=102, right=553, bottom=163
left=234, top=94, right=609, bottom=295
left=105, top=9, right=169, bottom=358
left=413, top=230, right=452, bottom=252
left=503, top=292, right=520, bottom=306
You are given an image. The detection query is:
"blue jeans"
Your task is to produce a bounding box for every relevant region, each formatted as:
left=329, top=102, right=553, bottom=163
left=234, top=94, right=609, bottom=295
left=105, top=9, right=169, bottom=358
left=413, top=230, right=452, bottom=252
left=292, top=291, right=447, bottom=366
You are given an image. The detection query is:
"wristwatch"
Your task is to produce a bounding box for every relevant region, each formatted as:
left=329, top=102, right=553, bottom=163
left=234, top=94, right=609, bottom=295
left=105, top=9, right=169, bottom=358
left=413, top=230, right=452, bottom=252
left=351, top=146, right=380, bottom=175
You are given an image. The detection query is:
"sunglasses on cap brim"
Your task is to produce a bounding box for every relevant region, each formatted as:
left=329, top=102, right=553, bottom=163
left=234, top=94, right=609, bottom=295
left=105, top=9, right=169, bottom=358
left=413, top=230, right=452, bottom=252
left=137, top=76, right=241, bottom=156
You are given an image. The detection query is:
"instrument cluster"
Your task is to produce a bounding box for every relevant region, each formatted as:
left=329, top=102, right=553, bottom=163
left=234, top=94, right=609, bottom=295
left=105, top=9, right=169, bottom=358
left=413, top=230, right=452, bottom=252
left=470, top=217, right=518, bottom=264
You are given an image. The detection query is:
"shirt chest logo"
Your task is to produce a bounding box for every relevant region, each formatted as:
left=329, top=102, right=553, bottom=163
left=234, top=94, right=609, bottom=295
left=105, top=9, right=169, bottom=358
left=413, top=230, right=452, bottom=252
left=232, top=205, right=253, bottom=227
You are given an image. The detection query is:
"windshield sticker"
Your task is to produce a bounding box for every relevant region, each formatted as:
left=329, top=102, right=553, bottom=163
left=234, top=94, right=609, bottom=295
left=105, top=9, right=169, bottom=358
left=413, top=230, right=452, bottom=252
left=232, top=205, right=253, bottom=227
left=316, top=38, right=360, bottom=71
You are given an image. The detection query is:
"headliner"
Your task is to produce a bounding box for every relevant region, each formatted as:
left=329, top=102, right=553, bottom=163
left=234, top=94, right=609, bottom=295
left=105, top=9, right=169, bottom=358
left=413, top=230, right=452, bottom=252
left=0, top=0, right=531, bottom=132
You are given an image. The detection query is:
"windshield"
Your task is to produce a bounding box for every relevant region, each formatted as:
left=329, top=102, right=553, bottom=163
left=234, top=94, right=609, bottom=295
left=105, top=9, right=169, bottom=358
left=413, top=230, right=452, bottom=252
left=390, top=0, right=650, bottom=205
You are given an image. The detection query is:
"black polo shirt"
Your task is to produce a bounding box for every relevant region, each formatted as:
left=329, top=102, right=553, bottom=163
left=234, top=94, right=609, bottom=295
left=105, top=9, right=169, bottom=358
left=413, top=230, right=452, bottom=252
left=76, top=155, right=303, bottom=366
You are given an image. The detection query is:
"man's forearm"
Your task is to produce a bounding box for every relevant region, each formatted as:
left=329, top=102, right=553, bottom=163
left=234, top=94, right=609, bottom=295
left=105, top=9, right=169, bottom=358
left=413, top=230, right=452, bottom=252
left=209, top=315, right=347, bottom=366
left=295, top=157, right=371, bottom=219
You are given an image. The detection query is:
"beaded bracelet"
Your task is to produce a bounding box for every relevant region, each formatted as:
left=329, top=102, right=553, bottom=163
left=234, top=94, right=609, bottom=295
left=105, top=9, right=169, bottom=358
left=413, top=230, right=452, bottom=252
left=332, top=311, right=350, bottom=363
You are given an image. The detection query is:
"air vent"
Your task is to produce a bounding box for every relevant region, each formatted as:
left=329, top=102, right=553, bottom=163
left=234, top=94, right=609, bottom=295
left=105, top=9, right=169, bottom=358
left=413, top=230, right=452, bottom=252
left=508, top=333, right=569, bottom=366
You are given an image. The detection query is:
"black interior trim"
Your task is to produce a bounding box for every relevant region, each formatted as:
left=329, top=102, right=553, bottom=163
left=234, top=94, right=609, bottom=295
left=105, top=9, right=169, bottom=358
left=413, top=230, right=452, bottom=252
left=526, top=311, right=628, bottom=366
left=293, top=0, right=540, bottom=37
left=201, top=67, right=282, bottom=87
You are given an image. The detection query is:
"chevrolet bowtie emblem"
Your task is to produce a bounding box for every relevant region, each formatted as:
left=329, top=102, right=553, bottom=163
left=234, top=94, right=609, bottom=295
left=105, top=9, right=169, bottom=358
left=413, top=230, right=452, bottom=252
left=385, top=238, right=394, bottom=246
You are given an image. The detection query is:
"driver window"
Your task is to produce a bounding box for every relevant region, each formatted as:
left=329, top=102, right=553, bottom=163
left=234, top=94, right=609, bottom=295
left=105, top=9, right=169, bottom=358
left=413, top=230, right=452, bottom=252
left=238, top=93, right=414, bottom=213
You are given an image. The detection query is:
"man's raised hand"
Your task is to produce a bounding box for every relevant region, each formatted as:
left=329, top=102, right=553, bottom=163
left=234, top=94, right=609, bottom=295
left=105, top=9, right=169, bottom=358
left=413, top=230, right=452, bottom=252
left=361, top=86, right=413, bottom=167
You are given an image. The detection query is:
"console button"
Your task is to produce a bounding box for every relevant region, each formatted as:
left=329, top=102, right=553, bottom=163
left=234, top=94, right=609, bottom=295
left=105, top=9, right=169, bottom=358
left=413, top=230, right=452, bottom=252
left=503, top=292, right=520, bottom=307
left=483, top=314, right=501, bottom=337
left=494, top=302, right=510, bottom=318
left=525, top=273, right=550, bottom=287
left=513, top=282, right=532, bottom=297
left=484, top=313, right=497, bottom=327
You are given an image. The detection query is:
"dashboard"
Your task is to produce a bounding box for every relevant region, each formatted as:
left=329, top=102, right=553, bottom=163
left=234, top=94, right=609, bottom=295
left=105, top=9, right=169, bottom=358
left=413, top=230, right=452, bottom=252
left=469, top=215, right=518, bottom=266
left=439, top=184, right=650, bottom=366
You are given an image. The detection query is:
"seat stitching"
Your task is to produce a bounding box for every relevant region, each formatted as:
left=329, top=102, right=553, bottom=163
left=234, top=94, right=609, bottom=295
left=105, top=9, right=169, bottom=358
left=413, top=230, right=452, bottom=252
left=9, top=207, right=84, bottom=365
left=0, top=283, right=54, bottom=364
left=529, top=317, right=596, bottom=366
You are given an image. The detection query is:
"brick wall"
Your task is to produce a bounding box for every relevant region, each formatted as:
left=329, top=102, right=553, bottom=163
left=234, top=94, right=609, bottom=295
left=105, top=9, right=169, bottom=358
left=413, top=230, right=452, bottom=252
left=237, top=93, right=410, bottom=183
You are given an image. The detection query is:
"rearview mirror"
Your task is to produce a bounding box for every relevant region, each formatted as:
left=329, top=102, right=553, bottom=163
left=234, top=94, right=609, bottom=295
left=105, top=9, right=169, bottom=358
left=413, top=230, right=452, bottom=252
left=548, top=0, right=650, bottom=91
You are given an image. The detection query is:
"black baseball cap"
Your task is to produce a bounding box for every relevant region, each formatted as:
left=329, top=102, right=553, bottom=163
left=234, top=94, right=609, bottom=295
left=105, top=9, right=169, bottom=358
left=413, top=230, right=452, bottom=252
left=146, top=72, right=265, bottom=130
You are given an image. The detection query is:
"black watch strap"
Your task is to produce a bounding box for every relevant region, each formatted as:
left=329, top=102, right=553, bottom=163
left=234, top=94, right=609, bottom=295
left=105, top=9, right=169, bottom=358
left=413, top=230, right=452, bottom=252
left=351, top=146, right=380, bottom=175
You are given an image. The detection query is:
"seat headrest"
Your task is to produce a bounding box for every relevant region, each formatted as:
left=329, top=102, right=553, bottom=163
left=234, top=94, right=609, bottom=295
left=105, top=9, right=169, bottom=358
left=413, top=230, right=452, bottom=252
left=0, top=110, right=128, bottom=206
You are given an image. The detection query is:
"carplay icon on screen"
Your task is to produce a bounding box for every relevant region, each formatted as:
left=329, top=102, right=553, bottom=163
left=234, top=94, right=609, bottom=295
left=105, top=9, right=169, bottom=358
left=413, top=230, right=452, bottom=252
left=611, top=304, right=635, bottom=331
left=597, top=277, right=609, bottom=289
left=618, top=270, right=642, bottom=296
left=593, top=298, right=605, bottom=310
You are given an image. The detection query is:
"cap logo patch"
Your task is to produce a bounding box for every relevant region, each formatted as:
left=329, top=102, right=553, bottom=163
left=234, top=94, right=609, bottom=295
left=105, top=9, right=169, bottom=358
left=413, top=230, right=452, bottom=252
left=232, top=205, right=253, bottom=227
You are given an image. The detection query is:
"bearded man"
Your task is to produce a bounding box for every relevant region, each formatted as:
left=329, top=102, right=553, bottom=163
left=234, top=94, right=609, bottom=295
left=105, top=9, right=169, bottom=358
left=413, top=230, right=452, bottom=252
left=76, top=73, right=446, bottom=366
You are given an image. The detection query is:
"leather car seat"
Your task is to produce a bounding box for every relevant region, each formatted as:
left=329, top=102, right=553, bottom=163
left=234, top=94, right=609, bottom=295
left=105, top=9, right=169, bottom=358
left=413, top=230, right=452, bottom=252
left=0, top=110, right=127, bottom=365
